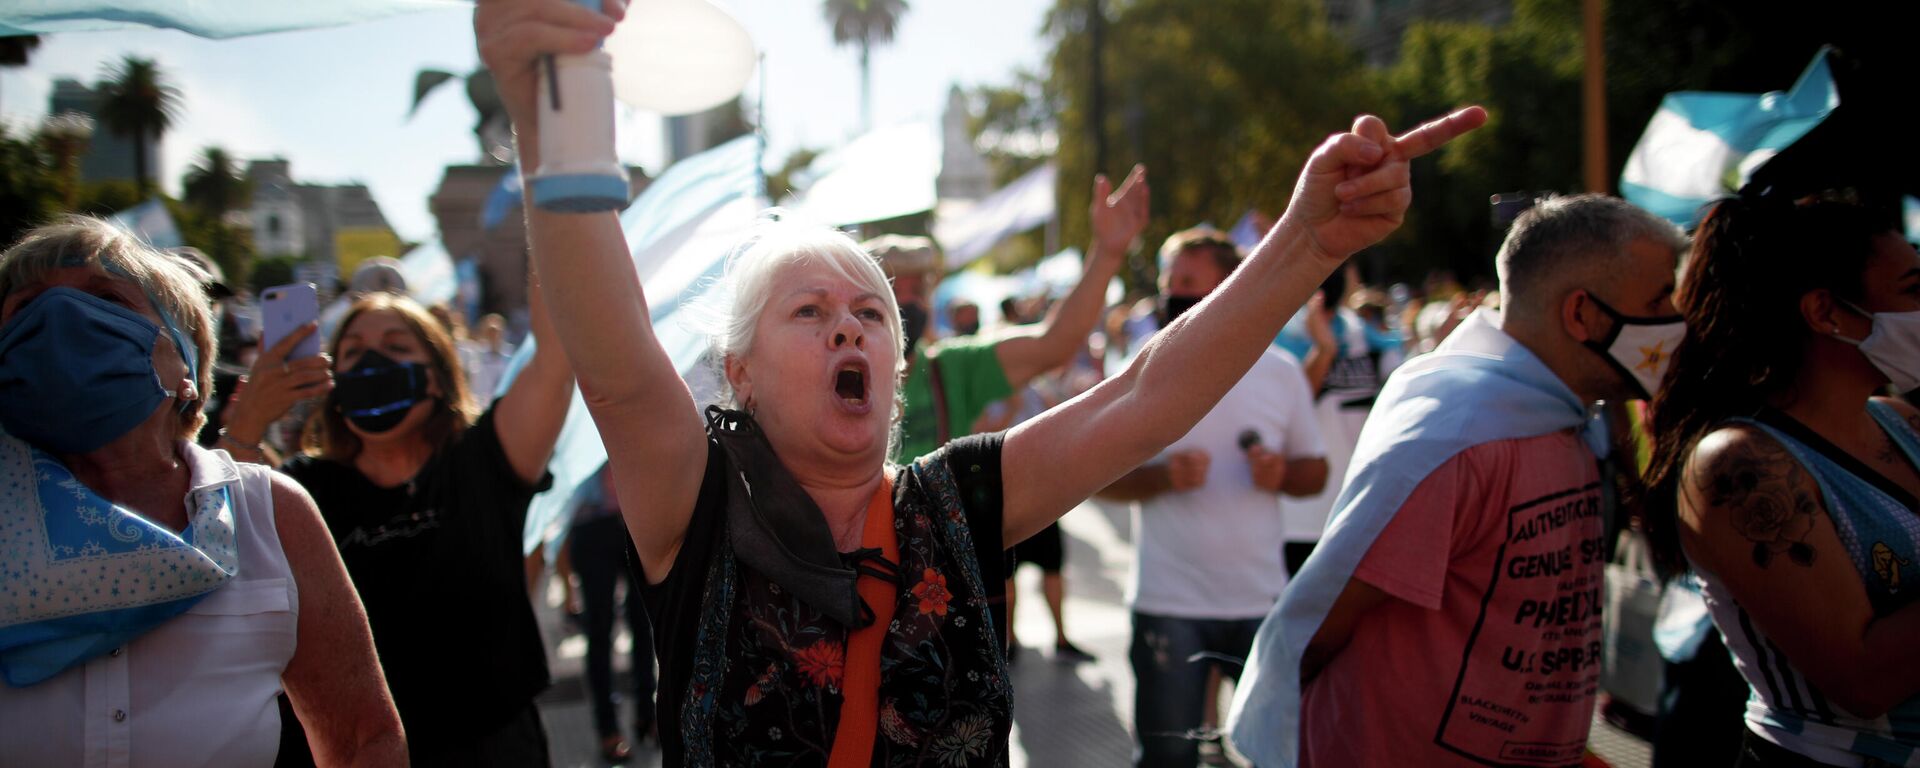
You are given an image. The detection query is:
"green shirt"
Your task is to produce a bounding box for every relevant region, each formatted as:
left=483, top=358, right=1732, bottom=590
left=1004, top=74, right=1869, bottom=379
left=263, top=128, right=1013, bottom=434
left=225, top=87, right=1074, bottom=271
left=894, top=335, right=1013, bottom=462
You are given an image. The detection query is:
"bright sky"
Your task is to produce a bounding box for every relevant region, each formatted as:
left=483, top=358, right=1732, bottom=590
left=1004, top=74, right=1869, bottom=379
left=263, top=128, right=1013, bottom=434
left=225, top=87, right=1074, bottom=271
left=0, top=0, right=1053, bottom=241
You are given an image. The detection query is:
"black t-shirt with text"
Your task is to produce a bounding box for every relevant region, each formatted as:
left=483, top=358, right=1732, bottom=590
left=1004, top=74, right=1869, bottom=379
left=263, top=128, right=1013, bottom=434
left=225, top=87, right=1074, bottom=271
left=281, top=408, right=553, bottom=753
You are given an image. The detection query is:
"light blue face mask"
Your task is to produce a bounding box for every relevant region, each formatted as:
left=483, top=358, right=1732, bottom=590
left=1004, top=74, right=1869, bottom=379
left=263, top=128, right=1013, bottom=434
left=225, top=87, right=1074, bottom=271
left=0, top=286, right=198, bottom=454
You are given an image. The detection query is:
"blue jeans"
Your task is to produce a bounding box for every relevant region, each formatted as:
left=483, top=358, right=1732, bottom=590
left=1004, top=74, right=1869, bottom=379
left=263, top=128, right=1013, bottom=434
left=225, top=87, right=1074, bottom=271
left=571, top=514, right=655, bottom=738
left=1129, top=611, right=1262, bottom=768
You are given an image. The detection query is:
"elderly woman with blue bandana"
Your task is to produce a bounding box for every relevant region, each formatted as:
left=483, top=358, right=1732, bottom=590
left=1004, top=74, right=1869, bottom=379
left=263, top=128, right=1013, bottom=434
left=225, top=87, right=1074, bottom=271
left=0, top=217, right=405, bottom=766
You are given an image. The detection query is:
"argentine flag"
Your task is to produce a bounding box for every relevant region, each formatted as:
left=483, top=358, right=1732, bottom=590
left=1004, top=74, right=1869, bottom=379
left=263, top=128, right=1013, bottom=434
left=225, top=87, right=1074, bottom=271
left=503, top=134, right=767, bottom=555
left=1621, top=48, right=1838, bottom=229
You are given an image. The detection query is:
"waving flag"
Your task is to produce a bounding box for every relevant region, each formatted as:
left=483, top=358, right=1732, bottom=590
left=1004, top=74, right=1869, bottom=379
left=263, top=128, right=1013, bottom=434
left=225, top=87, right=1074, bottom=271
left=932, top=162, right=1058, bottom=266
left=1620, top=48, right=1838, bottom=228
left=480, top=166, right=523, bottom=232
left=0, top=0, right=457, bottom=39
left=505, top=135, right=767, bottom=554
left=792, top=122, right=941, bottom=226
left=397, top=239, right=457, bottom=307
left=110, top=198, right=182, bottom=249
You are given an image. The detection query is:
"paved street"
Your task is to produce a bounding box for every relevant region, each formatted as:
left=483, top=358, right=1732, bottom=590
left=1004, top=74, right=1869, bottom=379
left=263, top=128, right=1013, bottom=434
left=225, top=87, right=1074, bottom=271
left=533, top=499, right=1653, bottom=767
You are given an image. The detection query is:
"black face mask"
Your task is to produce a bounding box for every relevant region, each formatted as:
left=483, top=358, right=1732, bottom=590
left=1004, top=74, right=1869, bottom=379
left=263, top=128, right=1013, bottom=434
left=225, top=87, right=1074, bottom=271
left=900, top=302, right=930, bottom=359
left=331, top=350, right=432, bottom=434
left=1164, top=294, right=1204, bottom=324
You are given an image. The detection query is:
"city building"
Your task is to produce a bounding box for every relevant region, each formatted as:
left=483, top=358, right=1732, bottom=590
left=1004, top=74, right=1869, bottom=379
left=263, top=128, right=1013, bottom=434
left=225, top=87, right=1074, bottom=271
left=937, top=85, right=993, bottom=204
left=247, top=159, right=401, bottom=295
left=427, top=164, right=647, bottom=318
left=47, top=77, right=156, bottom=185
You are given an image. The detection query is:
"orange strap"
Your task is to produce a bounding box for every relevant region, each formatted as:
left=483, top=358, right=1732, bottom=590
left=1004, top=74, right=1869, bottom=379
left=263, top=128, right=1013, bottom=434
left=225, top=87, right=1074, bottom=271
left=826, top=475, right=898, bottom=768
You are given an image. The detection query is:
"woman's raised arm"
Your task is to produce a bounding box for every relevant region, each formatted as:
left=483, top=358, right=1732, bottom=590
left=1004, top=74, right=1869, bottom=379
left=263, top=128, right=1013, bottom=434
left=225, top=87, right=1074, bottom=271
left=476, top=0, right=707, bottom=583
left=1000, top=109, right=1485, bottom=545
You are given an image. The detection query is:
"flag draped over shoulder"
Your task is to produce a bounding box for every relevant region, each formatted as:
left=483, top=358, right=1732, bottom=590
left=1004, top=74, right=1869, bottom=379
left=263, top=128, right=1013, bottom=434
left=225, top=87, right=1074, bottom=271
left=1225, top=311, right=1607, bottom=768
left=500, top=135, right=767, bottom=555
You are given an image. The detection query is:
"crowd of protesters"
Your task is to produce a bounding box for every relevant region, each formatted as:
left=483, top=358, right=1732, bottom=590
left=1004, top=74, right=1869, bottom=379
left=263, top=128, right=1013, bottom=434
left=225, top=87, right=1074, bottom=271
left=5, top=1, right=1920, bottom=767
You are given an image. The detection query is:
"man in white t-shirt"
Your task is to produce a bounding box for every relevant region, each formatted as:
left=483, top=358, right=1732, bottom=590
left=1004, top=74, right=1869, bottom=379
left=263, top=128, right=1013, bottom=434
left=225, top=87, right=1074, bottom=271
left=1098, top=226, right=1329, bottom=768
left=1272, top=266, right=1406, bottom=573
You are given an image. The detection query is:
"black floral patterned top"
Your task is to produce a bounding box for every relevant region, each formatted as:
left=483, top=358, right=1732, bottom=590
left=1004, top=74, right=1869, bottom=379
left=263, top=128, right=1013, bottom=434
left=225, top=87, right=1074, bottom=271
left=643, top=433, right=1013, bottom=767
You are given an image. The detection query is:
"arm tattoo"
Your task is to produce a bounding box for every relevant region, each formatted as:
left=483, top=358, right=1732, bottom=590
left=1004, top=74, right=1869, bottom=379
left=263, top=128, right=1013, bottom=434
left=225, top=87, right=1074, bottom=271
left=1688, top=434, right=1821, bottom=569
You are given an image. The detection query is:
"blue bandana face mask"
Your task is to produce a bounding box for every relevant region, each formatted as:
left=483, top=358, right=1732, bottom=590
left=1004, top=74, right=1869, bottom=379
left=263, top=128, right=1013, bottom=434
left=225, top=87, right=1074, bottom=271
left=0, top=287, right=196, bottom=454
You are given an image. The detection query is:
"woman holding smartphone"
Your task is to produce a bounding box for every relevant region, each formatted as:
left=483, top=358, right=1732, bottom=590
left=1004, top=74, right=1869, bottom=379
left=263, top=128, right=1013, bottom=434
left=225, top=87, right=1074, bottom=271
left=224, top=281, right=576, bottom=766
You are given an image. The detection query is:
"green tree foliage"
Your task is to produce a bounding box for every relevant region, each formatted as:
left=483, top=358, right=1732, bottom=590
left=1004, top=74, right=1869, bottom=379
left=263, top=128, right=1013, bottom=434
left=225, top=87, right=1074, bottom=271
left=37, top=112, right=94, bottom=211
left=182, top=147, right=252, bottom=217
left=970, top=72, right=1056, bottom=186
left=1376, top=1, right=1588, bottom=281
left=73, top=180, right=142, bottom=218
left=965, top=74, right=1057, bottom=271
left=1000, top=0, right=1903, bottom=287
left=1374, top=0, right=1889, bottom=281
left=95, top=56, right=181, bottom=195
left=250, top=255, right=302, bottom=293
left=177, top=147, right=257, bottom=291
left=1041, top=0, right=1386, bottom=290
left=0, top=123, right=61, bottom=248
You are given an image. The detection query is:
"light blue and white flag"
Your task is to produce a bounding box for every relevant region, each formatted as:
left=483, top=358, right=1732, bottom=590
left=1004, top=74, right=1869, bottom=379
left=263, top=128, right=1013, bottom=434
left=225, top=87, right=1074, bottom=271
left=792, top=122, right=941, bottom=226
left=506, top=135, right=767, bottom=554
left=110, top=198, right=182, bottom=249
left=1620, top=48, right=1838, bottom=229
left=1228, top=209, right=1268, bottom=252
left=397, top=239, right=457, bottom=307
left=0, top=0, right=457, bottom=39
left=1226, top=311, right=1607, bottom=768
left=480, top=166, right=523, bottom=233
left=932, top=162, right=1057, bottom=267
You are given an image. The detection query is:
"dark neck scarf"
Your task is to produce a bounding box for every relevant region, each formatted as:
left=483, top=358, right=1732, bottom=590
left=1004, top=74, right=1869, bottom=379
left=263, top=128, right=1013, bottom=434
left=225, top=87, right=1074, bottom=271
left=683, top=408, right=1012, bottom=766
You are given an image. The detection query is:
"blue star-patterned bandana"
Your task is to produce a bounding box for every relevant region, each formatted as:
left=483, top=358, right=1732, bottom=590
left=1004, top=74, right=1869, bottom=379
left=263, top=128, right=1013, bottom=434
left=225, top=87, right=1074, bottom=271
left=0, top=434, right=237, bottom=686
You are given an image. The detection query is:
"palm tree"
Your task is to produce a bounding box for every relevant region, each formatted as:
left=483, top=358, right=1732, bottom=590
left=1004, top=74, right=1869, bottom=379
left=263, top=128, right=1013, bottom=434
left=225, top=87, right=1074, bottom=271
left=95, top=56, right=182, bottom=196
left=823, top=0, right=908, bottom=133
left=37, top=112, right=94, bottom=210
left=182, top=146, right=251, bottom=219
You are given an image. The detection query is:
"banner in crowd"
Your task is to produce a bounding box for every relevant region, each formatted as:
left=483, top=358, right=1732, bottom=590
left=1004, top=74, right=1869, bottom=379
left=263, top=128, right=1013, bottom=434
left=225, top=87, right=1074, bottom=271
left=501, top=134, right=767, bottom=555
left=396, top=238, right=457, bottom=307
left=0, top=0, right=456, bottom=38
left=109, top=199, right=183, bottom=249
left=1620, top=48, right=1837, bottom=228
left=932, top=162, right=1057, bottom=266
left=791, top=122, right=941, bottom=226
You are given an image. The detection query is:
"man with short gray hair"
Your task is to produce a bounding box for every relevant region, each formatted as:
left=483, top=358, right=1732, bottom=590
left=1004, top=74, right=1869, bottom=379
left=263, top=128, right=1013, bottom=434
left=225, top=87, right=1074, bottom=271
left=1229, top=194, right=1685, bottom=767
left=1495, top=193, right=1690, bottom=402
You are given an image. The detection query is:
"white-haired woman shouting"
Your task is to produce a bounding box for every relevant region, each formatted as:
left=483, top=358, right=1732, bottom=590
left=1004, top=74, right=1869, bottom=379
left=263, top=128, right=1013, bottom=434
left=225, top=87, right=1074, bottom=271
left=476, top=1, right=1484, bottom=763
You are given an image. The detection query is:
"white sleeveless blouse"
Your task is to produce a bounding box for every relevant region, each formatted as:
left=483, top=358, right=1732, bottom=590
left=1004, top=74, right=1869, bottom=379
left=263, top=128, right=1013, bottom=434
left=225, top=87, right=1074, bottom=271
left=0, top=443, right=298, bottom=768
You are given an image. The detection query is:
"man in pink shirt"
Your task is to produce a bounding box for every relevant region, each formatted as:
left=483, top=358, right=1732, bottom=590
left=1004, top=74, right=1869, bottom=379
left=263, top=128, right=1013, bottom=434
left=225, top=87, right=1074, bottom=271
left=1246, top=195, right=1686, bottom=767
